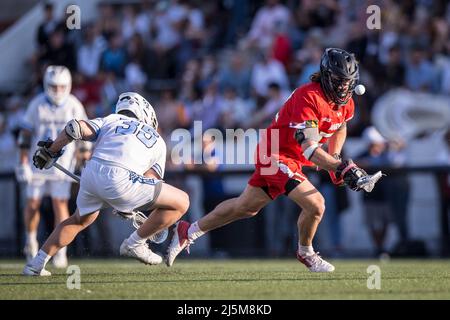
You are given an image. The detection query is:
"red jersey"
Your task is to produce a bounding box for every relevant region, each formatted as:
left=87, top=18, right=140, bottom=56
left=257, top=82, right=354, bottom=167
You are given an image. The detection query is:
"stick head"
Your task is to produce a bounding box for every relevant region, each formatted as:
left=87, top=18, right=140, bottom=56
left=357, top=171, right=384, bottom=192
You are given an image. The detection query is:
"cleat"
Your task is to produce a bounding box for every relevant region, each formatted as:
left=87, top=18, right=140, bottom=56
left=296, top=252, right=335, bottom=272
left=165, top=221, right=193, bottom=267
left=119, top=239, right=162, bottom=265
left=22, top=264, right=51, bottom=276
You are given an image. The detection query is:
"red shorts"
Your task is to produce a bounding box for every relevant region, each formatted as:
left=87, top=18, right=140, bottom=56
left=248, top=157, right=308, bottom=199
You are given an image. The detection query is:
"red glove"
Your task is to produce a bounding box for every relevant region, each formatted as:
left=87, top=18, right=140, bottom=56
left=328, top=153, right=344, bottom=186
left=328, top=170, right=344, bottom=186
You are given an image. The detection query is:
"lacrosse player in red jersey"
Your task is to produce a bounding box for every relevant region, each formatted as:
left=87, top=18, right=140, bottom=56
left=166, top=48, right=381, bottom=272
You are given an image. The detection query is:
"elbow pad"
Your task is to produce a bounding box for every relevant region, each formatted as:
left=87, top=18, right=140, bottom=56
left=302, top=143, right=319, bottom=160
left=293, top=126, right=321, bottom=145
left=293, top=126, right=321, bottom=160
left=65, top=119, right=83, bottom=141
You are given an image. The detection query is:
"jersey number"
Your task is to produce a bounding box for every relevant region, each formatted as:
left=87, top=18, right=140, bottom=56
left=115, top=120, right=158, bottom=148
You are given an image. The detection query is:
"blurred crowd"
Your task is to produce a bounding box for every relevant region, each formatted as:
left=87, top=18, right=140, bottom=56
left=0, top=0, right=449, bottom=257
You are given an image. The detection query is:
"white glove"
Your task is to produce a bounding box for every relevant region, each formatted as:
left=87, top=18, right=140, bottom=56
left=15, top=163, right=33, bottom=183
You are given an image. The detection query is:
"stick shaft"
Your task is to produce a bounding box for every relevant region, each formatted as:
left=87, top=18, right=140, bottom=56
left=53, top=163, right=80, bottom=183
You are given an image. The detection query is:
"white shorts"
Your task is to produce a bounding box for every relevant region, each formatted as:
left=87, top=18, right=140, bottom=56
left=77, top=159, right=162, bottom=216
left=27, top=179, right=72, bottom=200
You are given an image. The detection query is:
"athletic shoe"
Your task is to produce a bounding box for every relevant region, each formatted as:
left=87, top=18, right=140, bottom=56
left=22, top=263, right=51, bottom=276
left=119, top=239, right=162, bottom=265
left=296, top=252, right=335, bottom=272
left=165, top=221, right=193, bottom=267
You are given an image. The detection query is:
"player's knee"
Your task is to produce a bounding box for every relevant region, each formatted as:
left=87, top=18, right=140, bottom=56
left=177, top=191, right=190, bottom=215
left=240, top=209, right=259, bottom=218
left=311, top=198, right=326, bottom=220
left=26, top=200, right=40, bottom=213
left=71, top=212, right=95, bottom=228
left=237, top=203, right=260, bottom=218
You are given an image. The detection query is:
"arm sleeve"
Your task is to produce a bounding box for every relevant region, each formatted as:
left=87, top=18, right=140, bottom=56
left=21, top=100, right=37, bottom=132
left=86, top=117, right=105, bottom=138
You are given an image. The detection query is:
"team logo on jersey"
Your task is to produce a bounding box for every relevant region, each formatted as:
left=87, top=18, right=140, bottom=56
left=330, top=123, right=343, bottom=131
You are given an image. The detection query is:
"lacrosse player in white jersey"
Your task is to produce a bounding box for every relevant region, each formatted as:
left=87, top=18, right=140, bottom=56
left=15, top=65, right=88, bottom=268
left=23, top=92, right=190, bottom=276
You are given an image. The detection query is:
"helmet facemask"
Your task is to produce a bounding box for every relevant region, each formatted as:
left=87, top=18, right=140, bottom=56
left=44, top=66, right=72, bottom=106
left=322, top=71, right=358, bottom=106
left=320, top=48, right=359, bottom=106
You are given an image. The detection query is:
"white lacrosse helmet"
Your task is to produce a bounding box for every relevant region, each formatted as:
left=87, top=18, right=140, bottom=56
left=44, top=65, right=72, bottom=106
left=115, top=92, right=158, bottom=130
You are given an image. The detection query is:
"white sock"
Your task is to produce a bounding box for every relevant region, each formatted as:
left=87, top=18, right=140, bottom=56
left=188, top=221, right=205, bottom=241
left=26, top=231, right=37, bottom=244
left=298, top=244, right=314, bottom=256
left=55, top=246, right=67, bottom=257
left=127, top=231, right=147, bottom=247
left=32, top=249, right=51, bottom=270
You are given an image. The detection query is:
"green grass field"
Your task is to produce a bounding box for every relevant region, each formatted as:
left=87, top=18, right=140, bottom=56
left=1, top=259, right=449, bottom=299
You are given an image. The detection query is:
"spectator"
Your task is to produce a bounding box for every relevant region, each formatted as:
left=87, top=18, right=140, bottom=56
left=155, top=89, right=189, bottom=140
left=375, top=44, right=406, bottom=92
left=405, top=45, right=437, bottom=92
left=386, top=138, right=411, bottom=246
left=39, top=27, right=77, bottom=71
left=355, top=126, right=393, bottom=257
left=4, top=96, right=25, bottom=140
left=121, top=5, right=140, bottom=42
left=0, top=113, right=17, bottom=171
left=250, top=50, right=289, bottom=101
left=100, top=32, right=127, bottom=78
left=135, top=0, right=154, bottom=39
left=246, top=82, right=289, bottom=128
left=36, top=2, right=59, bottom=52
left=190, top=82, right=222, bottom=130
left=297, top=45, right=322, bottom=86
left=77, top=24, right=107, bottom=78
left=219, top=86, right=254, bottom=128
left=246, top=0, right=291, bottom=51
left=97, top=2, right=119, bottom=41
left=218, top=51, right=251, bottom=99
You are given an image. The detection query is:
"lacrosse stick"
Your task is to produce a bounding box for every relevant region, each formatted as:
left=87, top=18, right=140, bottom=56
left=356, top=171, right=384, bottom=192
left=111, top=209, right=168, bottom=244
left=52, top=162, right=168, bottom=243
left=54, top=163, right=80, bottom=183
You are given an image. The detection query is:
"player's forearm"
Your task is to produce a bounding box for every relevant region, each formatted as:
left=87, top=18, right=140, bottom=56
left=17, top=129, right=31, bottom=164
left=327, top=123, right=347, bottom=157
left=19, top=149, right=29, bottom=164
left=48, top=130, right=72, bottom=153
left=308, top=146, right=341, bottom=171
left=49, top=120, right=96, bottom=154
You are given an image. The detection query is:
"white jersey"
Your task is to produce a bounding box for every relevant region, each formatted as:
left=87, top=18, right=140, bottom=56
left=87, top=114, right=166, bottom=178
left=22, top=93, right=87, bottom=181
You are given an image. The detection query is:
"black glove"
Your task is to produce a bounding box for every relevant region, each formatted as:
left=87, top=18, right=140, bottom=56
left=335, top=159, right=368, bottom=191
left=32, top=139, right=63, bottom=170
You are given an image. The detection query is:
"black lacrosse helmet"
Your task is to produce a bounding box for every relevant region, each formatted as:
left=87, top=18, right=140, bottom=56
left=320, top=48, right=359, bottom=106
